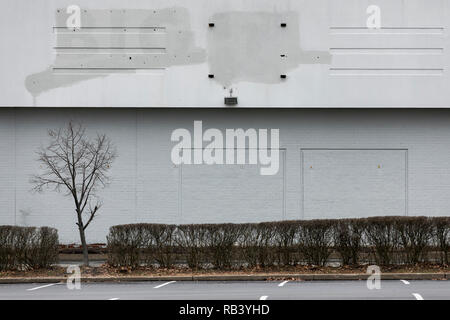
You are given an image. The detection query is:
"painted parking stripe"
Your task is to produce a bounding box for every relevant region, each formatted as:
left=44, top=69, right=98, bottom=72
left=400, top=280, right=410, bottom=285
left=27, top=283, right=60, bottom=291
left=278, top=280, right=289, bottom=287
left=412, top=293, right=424, bottom=300
left=153, top=281, right=176, bottom=289
left=259, top=295, right=268, bottom=300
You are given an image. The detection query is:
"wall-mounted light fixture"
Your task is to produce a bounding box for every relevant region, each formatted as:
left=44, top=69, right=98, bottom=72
left=224, top=88, right=238, bottom=106
left=224, top=97, right=238, bottom=105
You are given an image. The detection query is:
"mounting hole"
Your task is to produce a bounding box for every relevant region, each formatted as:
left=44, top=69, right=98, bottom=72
left=209, top=23, right=215, bottom=27
left=281, top=23, right=287, bottom=27
left=208, top=74, right=215, bottom=78
left=280, top=74, right=287, bottom=79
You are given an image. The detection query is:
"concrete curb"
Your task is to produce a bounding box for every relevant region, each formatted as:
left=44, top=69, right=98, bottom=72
left=0, top=273, right=447, bottom=284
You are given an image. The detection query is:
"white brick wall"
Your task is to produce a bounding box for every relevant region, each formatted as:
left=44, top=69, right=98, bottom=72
left=1, top=108, right=450, bottom=243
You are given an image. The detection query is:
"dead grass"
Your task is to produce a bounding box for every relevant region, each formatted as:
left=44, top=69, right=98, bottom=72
left=0, top=263, right=448, bottom=279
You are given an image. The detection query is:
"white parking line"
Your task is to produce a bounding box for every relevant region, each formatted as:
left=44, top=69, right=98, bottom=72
left=108, top=298, right=120, bottom=300
left=27, top=283, right=60, bottom=291
left=278, top=280, right=289, bottom=287
left=412, top=293, right=424, bottom=300
left=153, top=281, right=176, bottom=289
left=259, top=295, right=268, bottom=300
left=400, top=280, right=410, bottom=285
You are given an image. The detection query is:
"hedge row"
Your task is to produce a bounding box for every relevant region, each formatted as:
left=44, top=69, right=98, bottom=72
left=107, top=217, right=450, bottom=269
left=0, top=226, right=59, bottom=271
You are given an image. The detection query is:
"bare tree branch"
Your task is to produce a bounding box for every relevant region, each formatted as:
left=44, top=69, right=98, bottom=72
left=30, top=121, right=117, bottom=266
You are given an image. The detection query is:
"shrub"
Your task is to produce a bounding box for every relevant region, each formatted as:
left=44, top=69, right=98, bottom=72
left=238, top=222, right=277, bottom=267
left=107, top=223, right=177, bottom=268
left=273, top=221, right=300, bottom=266
left=333, top=219, right=365, bottom=265
left=237, top=224, right=259, bottom=267
left=298, top=220, right=334, bottom=266
left=25, top=227, right=59, bottom=269
left=204, top=224, right=241, bottom=269
left=396, top=217, right=433, bottom=264
left=0, top=226, right=59, bottom=271
left=364, top=217, right=401, bottom=265
left=0, top=226, right=17, bottom=270
left=432, top=217, right=450, bottom=265
left=176, top=224, right=208, bottom=269
left=107, top=224, right=144, bottom=268
left=141, top=224, right=177, bottom=268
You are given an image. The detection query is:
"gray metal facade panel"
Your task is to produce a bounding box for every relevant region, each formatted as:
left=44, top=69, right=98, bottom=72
left=0, top=0, right=449, bottom=107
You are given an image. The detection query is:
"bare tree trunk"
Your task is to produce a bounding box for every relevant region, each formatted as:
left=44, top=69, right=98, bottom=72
left=76, top=212, right=89, bottom=266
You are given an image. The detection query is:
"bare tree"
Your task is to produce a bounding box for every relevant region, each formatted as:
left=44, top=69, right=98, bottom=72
left=31, top=122, right=116, bottom=266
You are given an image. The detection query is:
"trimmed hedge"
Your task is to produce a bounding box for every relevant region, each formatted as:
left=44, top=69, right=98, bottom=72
left=107, top=223, right=177, bottom=268
left=176, top=224, right=208, bottom=269
left=433, top=217, right=450, bottom=265
left=332, top=219, right=364, bottom=266
left=364, top=216, right=400, bottom=265
left=107, top=217, right=450, bottom=269
left=239, top=222, right=276, bottom=268
left=0, top=226, right=59, bottom=271
left=298, top=220, right=334, bottom=266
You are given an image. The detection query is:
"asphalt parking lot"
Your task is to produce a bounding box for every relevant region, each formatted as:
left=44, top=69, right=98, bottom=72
left=0, top=280, right=448, bottom=300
